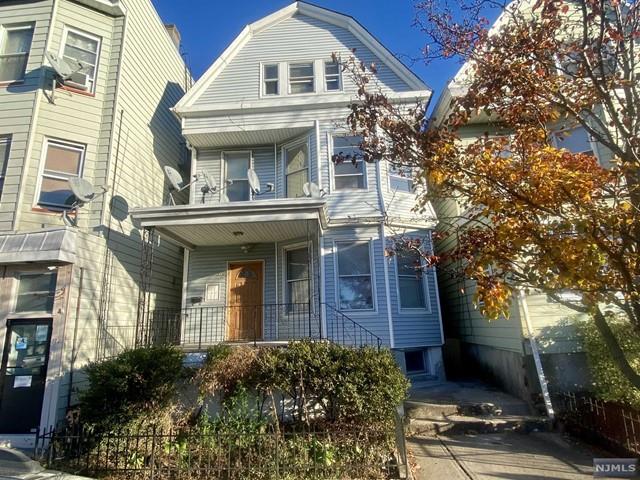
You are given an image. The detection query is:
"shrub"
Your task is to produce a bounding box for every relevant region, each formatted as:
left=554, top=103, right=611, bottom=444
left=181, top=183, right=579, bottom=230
left=80, top=346, right=184, bottom=428
left=578, top=314, right=640, bottom=408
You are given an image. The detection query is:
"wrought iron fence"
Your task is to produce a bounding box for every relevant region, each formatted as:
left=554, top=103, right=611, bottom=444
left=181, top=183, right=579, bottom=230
left=36, top=423, right=405, bottom=479
left=555, top=392, right=640, bottom=456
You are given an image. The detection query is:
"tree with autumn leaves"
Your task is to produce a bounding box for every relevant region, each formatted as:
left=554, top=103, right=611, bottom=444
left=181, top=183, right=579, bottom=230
left=340, top=0, right=640, bottom=387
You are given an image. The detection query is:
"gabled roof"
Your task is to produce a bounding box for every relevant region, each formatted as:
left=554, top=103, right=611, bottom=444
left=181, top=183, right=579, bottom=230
left=175, top=1, right=429, bottom=112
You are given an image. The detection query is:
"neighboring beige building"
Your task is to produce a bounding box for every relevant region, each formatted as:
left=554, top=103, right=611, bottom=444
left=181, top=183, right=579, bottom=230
left=430, top=73, right=611, bottom=407
left=0, top=0, right=189, bottom=446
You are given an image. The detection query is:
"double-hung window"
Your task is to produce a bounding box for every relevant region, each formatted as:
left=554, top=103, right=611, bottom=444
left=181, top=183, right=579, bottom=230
left=0, top=23, right=34, bottom=82
left=14, top=272, right=57, bottom=314
left=396, top=250, right=427, bottom=309
left=285, top=143, right=308, bottom=198
left=37, top=139, right=85, bottom=209
left=263, top=64, right=279, bottom=95
left=224, top=152, right=250, bottom=202
left=289, top=62, right=314, bottom=94
left=61, top=28, right=100, bottom=93
left=286, top=246, right=310, bottom=306
left=332, top=136, right=366, bottom=190
left=388, top=163, right=413, bottom=193
left=336, top=241, right=373, bottom=310
left=0, top=136, right=10, bottom=200
left=324, top=60, right=340, bottom=91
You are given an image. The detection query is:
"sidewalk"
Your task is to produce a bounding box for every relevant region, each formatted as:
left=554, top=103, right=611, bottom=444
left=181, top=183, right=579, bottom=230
left=408, top=431, right=600, bottom=479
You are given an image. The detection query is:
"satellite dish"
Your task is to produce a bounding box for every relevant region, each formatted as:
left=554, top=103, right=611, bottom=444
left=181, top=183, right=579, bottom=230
left=201, top=170, right=217, bottom=193
left=303, top=182, right=325, bottom=198
left=247, top=168, right=261, bottom=194
left=164, top=166, right=197, bottom=205
left=164, top=166, right=185, bottom=191
left=63, top=177, right=107, bottom=227
left=68, top=177, right=97, bottom=204
left=45, top=51, right=82, bottom=80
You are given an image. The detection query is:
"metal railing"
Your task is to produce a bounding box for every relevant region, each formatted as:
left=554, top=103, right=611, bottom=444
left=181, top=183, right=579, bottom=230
left=100, top=303, right=384, bottom=352
left=325, top=304, right=383, bottom=351
left=555, top=392, right=640, bottom=456
left=36, top=423, right=403, bottom=479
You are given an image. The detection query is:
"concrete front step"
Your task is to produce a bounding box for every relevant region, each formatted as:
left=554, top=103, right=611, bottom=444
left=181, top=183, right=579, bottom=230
left=407, top=414, right=551, bottom=436
left=405, top=400, right=511, bottom=420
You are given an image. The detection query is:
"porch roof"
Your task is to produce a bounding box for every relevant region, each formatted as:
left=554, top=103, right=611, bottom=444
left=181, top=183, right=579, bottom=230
left=183, top=122, right=314, bottom=148
left=130, top=199, right=327, bottom=249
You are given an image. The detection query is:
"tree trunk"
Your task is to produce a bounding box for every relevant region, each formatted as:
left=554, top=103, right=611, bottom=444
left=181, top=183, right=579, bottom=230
left=592, top=307, right=640, bottom=389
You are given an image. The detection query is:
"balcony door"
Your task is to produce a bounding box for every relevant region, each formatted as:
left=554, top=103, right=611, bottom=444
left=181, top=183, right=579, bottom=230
left=227, top=262, right=263, bottom=341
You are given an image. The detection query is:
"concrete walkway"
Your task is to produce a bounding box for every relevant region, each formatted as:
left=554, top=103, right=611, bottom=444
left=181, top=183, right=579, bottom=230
left=408, top=431, right=600, bottom=479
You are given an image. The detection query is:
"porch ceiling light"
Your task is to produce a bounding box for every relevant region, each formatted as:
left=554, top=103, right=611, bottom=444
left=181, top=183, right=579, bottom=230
left=232, top=231, right=244, bottom=236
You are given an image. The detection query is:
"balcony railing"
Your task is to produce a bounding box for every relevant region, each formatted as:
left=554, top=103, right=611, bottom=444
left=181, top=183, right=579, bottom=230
left=99, top=303, right=383, bottom=355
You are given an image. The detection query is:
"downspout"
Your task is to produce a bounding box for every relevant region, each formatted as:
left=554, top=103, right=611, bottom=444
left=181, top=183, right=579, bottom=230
left=314, top=120, right=322, bottom=189
left=67, top=267, right=84, bottom=409
left=519, top=289, right=555, bottom=420
left=375, top=160, right=394, bottom=348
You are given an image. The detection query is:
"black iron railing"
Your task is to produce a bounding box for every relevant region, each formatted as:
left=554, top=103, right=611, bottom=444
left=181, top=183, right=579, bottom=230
left=324, top=304, right=383, bottom=351
left=99, top=303, right=384, bottom=352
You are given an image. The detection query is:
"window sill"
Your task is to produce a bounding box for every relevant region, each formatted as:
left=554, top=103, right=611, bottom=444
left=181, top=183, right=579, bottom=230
left=31, top=206, right=75, bottom=216
left=398, top=308, right=431, bottom=315
left=57, top=85, right=96, bottom=97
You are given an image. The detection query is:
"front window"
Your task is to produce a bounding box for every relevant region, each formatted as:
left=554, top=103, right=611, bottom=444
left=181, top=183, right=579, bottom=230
left=556, top=126, right=594, bottom=156
left=14, top=272, right=57, bottom=314
left=396, top=250, right=426, bottom=309
left=332, top=136, right=366, bottom=190
left=285, top=143, right=308, bottom=198
left=61, top=28, right=101, bottom=92
left=324, top=60, right=340, bottom=91
left=0, top=136, right=10, bottom=199
left=286, top=247, right=310, bottom=306
left=0, top=24, right=34, bottom=82
left=263, top=64, right=278, bottom=95
left=389, top=163, right=413, bottom=193
left=336, top=241, right=373, bottom=310
left=289, top=62, right=314, bottom=94
left=224, top=152, right=250, bottom=202
left=37, top=139, right=85, bottom=209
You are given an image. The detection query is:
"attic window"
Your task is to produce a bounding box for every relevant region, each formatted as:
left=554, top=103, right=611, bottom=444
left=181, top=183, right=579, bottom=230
left=263, top=64, right=278, bottom=95
left=324, top=60, right=340, bottom=91
left=289, top=62, right=314, bottom=94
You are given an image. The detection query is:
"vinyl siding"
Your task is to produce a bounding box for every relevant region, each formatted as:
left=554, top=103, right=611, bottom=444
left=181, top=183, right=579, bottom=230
left=0, top=0, right=53, bottom=231
left=387, top=229, right=443, bottom=348
left=322, top=224, right=391, bottom=346
left=198, top=13, right=411, bottom=106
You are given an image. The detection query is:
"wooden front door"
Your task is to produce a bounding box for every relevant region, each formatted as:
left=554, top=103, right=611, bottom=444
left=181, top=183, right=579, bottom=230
left=227, top=262, right=263, bottom=341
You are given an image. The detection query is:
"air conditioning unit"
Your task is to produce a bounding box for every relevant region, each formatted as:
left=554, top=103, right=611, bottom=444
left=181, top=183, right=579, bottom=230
left=64, top=71, right=89, bottom=91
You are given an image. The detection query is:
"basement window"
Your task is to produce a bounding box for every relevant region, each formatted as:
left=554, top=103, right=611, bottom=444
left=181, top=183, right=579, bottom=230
left=404, top=350, right=426, bottom=374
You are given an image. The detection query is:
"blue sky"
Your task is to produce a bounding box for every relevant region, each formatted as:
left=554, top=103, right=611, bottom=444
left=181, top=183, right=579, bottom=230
left=151, top=0, right=462, bottom=106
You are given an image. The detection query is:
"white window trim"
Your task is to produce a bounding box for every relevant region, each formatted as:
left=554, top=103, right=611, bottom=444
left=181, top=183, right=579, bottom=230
left=323, top=59, right=342, bottom=93
left=260, top=62, right=280, bottom=97
left=34, top=138, right=86, bottom=210
left=552, top=125, right=600, bottom=161
left=333, top=238, right=377, bottom=313
left=11, top=271, right=57, bottom=316
left=282, top=136, right=311, bottom=198
left=0, top=135, right=10, bottom=198
left=59, top=25, right=102, bottom=94
left=221, top=150, right=253, bottom=202
left=281, top=240, right=314, bottom=308
left=287, top=61, right=315, bottom=95
left=394, top=251, right=431, bottom=314
left=0, top=23, right=34, bottom=83
left=329, top=134, right=369, bottom=192
left=387, top=163, right=414, bottom=194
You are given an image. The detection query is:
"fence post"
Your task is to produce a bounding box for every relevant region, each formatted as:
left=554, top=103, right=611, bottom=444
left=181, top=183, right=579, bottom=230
left=198, top=309, right=203, bottom=351
left=150, top=425, right=157, bottom=480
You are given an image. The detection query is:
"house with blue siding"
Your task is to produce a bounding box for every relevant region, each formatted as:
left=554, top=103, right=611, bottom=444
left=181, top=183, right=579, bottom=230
left=131, top=2, right=445, bottom=379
